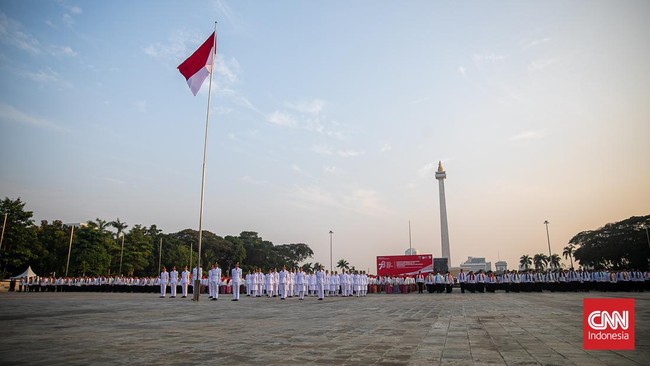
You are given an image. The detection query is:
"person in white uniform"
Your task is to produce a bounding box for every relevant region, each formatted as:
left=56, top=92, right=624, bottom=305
left=296, top=267, right=306, bottom=300
left=231, top=262, right=242, bottom=301
left=169, top=266, right=179, bottom=298
left=316, top=266, right=326, bottom=300
left=255, top=268, right=264, bottom=297
left=245, top=271, right=253, bottom=296
left=211, top=262, right=222, bottom=300
left=180, top=266, right=190, bottom=298
left=279, top=265, right=288, bottom=299
left=159, top=267, right=169, bottom=298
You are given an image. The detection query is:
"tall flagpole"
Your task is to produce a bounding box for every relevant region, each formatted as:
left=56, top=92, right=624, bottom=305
left=193, top=22, right=217, bottom=302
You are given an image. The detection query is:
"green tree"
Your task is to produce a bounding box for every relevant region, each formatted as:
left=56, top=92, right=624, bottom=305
left=274, top=243, right=314, bottom=269
left=240, top=231, right=279, bottom=271
left=549, top=254, right=562, bottom=269
left=158, top=233, right=192, bottom=272
left=109, top=218, right=128, bottom=239
left=86, top=218, right=111, bottom=232
left=0, top=197, right=39, bottom=277
left=109, top=218, right=128, bottom=272
left=123, top=224, right=154, bottom=276
left=69, top=225, right=113, bottom=276
left=519, top=255, right=532, bottom=270
left=571, top=215, right=650, bottom=270
left=301, top=262, right=313, bottom=273
left=35, top=220, right=69, bottom=276
left=533, top=254, right=548, bottom=271
left=337, top=259, right=350, bottom=270
left=563, top=244, right=576, bottom=269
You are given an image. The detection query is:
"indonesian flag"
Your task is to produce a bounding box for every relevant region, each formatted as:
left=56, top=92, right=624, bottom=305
left=178, top=32, right=216, bottom=96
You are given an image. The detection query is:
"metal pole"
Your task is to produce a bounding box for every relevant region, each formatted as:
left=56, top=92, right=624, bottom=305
left=544, top=220, right=552, bottom=265
left=329, top=230, right=333, bottom=273
left=65, top=225, right=74, bottom=277
left=189, top=241, right=193, bottom=269
left=158, top=238, right=163, bottom=276
left=193, top=23, right=218, bottom=302
left=0, top=213, right=7, bottom=255
left=644, top=226, right=650, bottom=251
left=119, top=234, right=125, bottom=275
left=408, top=220, right=412, bottom=253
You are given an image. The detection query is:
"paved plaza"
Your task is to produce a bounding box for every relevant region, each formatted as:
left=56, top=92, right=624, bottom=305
left=0, top=291, right=648, bottom=365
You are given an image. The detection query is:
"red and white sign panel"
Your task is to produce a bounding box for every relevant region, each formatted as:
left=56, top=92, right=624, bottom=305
left=376, top=255, right=433, bottom=276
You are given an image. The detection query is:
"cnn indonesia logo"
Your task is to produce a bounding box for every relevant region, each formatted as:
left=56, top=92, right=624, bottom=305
left=583, top=298, right=635, bottom=350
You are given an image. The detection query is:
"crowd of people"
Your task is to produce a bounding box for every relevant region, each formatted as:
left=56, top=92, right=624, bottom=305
left=12, top=266, right=650, bottom=298
left=380, top=268, right=650, bottom=294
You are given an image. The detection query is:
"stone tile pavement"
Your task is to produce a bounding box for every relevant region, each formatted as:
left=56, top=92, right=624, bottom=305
left=0, top=291, right=647, bottom=365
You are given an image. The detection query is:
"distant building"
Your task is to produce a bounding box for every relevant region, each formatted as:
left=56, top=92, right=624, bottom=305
left=405, top=248, right=419, bottom=255
left=460, top=256, right=492, bottom=272
left=495, top=261, right=507, bottom=272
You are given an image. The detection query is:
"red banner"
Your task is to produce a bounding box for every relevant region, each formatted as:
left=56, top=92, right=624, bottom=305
left=376, top=255, right=433, bottom=276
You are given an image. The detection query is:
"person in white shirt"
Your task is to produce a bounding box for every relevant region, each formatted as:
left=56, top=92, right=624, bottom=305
left=287, top=268, right=296, bottom=297
left=180, top=266, right=190, bottom=298
left=316, top=266, right=326, bottom=300
left=296, top=267, right=306, bottom=300
left=255, top=268, right=264, bottom=297
left=159, top=267, right=169, bottom=298
left=457, top=269, right=467, bottom=294
left=245, top=271, right=253, bottom=296
left=339, top=270, right=348, bottom=296
left=331, top=270, right=339, bottom=296
left=211, top=262, right=222, bottom=301
left=169, top=266, right=179, bottom=298
left=416, top=271, right=425, bottom=294
left=208, top=265, right=216, bottom=299
left=273, top=268, right=279, bottom=297
left=231, top=262, right=242, bottom=301
left=279, top=265, right=288, bottom=299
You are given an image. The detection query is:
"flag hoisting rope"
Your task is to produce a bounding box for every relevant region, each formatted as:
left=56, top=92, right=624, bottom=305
left=177, top=22, right=217, bottom=301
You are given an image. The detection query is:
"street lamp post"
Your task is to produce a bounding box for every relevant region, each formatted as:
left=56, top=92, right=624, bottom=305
left=544, top=220, right=552, bottom=264
left=644, top=225, right=650, bottom=251
left=0, top=213, right=7, bottom=256
left=329, top=230, right=333, bottom=273
left=65, top=225, right=75, bottom=277
left=119, top=233, right=125, bottom=275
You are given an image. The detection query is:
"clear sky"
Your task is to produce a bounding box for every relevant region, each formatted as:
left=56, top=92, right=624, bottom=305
left=1, top=1, right=649, bottom=273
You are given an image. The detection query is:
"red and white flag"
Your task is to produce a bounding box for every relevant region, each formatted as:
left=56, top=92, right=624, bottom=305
left=178, top=32, right=216, bottom=95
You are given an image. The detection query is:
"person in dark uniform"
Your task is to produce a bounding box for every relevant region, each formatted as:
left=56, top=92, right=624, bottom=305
left=416, top=271, right=425, bottom=294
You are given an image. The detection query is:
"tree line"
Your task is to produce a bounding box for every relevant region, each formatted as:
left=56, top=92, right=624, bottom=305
left=519, top=215, right=649, bottom=271
left=0, top=197, right=315, bottom=278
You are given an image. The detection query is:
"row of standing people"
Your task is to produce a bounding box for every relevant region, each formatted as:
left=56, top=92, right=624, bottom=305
left=242, top=266, right=370, bottom=300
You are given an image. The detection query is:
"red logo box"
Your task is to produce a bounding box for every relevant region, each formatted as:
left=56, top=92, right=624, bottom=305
left=583, top=298, right=635, bottom=350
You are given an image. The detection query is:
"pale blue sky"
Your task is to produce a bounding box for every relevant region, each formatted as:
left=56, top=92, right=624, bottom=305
left=1, top=0, right=649, bottom=272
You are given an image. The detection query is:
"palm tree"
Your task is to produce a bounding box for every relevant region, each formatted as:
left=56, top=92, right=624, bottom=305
left=110, top=218, right=128, bottom=240
left=563, top=244, right=575, bottom=269
left=337, top=259, right=350, bottom=270
left=533, top=254, right=548, bottom=271
left=301, top=262, right=313, bottom=273
left=95, top=218, right=110, bottom=232
left=109, top=218, right=129, bottom=274
left=549, top=254, right=562, bottom=269
left=313, top=262, right=323, bottom=271
left=519, top=255, right=532, bottom=270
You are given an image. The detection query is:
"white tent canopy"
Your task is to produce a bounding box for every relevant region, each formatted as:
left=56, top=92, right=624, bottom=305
left=11, top=266, right=38, bottom=279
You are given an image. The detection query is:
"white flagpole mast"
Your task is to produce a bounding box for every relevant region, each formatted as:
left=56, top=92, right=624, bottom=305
left=193, top=22, right=217, bottom=302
